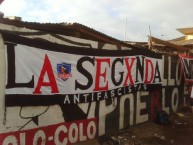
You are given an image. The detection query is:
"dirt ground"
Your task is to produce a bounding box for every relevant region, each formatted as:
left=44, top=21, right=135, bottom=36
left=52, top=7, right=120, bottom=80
left=77, top=106, right=193, bottom=145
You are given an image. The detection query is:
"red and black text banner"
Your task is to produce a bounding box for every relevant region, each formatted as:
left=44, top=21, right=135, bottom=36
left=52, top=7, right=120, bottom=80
left=1, top=31, right=163, bottom=106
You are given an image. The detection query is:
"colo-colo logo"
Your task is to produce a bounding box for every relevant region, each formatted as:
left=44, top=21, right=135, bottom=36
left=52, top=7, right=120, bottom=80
left=6, top=44, right=161, bottom=95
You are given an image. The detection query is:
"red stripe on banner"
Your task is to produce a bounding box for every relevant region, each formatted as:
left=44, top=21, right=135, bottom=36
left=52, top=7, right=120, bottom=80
left=179, top=54, right=193, bottom=59
left=0, top=118, right=97, bottom=145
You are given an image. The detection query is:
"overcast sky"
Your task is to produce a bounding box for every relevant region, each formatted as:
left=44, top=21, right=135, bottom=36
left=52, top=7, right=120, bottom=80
left=0, top=0, right=192, bottom=42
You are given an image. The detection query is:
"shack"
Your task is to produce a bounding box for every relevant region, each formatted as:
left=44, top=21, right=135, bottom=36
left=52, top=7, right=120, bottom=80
left=0, top=16, right=189, bottom=145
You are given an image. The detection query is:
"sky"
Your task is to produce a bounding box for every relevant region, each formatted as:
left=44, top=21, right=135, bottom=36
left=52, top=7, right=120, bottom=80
left=0, top=0, right=193, bottom=42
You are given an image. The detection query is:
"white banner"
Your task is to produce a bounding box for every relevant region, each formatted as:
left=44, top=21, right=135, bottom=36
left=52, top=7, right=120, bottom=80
left=5, top=43, right=162, bottom=105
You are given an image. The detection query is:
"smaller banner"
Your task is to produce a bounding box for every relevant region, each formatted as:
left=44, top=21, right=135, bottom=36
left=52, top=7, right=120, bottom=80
left=179, top=54, right=193, bottom=82
left=0, top=118, right=97, bottom=145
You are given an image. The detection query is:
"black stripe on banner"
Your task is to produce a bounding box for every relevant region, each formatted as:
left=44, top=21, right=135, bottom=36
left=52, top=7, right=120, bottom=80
left=5, top=84, right=161, bottom=106
left=0, top=30, right=162, bottom=58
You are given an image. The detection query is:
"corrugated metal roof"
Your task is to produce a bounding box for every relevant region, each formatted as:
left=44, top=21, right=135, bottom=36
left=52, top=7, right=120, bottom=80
left=0, top=17, right=137, bottom=49
left=170, top=39, right=193, bottom=46
left=150, top=36, right=189, bottom=52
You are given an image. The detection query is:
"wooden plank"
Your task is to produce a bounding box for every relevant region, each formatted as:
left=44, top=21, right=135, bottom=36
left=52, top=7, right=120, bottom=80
left=150, top=36, right=189, bottom=52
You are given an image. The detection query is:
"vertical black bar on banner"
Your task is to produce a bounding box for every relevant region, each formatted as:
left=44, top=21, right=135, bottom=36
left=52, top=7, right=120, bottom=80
left=5, top=43, right=34, bottom=89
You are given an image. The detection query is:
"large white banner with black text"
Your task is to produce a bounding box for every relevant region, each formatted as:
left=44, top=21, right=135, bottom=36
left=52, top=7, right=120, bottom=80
left=4, top=37, right=162, bottom=106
